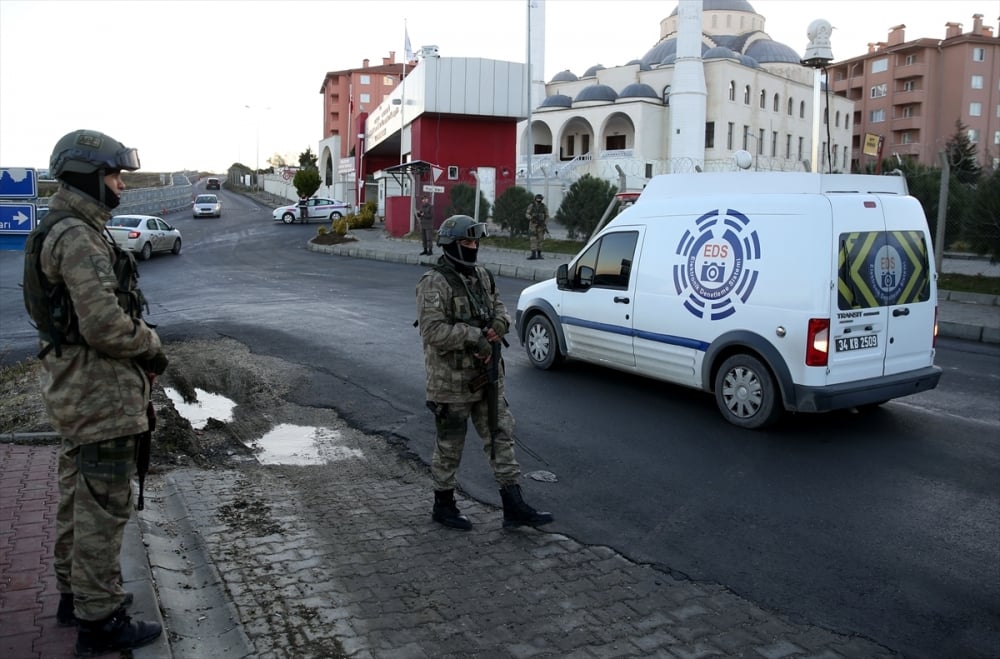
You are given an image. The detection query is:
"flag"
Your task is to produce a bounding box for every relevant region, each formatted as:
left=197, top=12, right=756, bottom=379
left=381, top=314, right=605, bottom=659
left=404, top=26, right=415, bottom=62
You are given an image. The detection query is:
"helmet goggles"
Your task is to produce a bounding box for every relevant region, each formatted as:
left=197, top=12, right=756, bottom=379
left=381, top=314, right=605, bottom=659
left=55, top=146, right=141, bottom=173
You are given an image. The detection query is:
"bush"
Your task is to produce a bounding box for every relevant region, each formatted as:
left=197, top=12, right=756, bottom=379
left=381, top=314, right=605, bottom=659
left=493, top=186, right=535, bottom=238
left=445, top=182, right=491, bottom=220
left=554, top=174, right=618, bottom=240
left=965, top=168, right=1000, bottom=261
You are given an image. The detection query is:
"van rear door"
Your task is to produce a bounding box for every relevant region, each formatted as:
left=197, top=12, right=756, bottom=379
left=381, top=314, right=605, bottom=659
left=827, top=195, right=891, bottom=384
left=879, top=195, right=936, bottom=375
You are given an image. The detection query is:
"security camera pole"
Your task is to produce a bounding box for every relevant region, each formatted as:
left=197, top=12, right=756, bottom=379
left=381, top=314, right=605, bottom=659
left=802, top=19, right=834, bottom=173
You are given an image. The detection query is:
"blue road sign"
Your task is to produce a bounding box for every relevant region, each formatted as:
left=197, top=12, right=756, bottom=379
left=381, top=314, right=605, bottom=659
left=0, top=167, right=38, bottom=198
left=0, top=203, right=35, bottom=235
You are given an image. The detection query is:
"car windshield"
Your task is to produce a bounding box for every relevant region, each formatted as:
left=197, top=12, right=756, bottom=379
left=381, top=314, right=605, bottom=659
left=108, top=217, right=140, bottom=228
left=196, top=195, right=217, bottom=203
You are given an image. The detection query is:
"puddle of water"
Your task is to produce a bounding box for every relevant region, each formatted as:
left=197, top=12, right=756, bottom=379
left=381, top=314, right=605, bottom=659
left=163, top=387, right=235, bottom=429
left=246, top=424, right=363, bottom=466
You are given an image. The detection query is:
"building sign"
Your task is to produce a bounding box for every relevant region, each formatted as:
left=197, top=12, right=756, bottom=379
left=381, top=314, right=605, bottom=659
left=863, top=134, right=882, bottom=157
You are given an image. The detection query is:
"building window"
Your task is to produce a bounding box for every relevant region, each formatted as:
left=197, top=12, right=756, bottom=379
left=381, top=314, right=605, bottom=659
left=663, top=85, right=671, bottom=106
left=901, top=132, right=913, bottom=144
left=902, top=80, right=916, bottom=92
left=871, top=84, right=887, bottom=98
left=798, top=136, right=804, bottom=161
left=871, top=57, right=888, bottom=73
left=773, top=93, right=780, bottom=112
left=845, top=115, right=850, bottom=130
left=970, top=102, right=982, bottom=117
left=382, top=75, right=394, bottom=86
left=835, top=111, right=841, bottom=127
left=968, top=128, right=979, bottom=143
left=843, top=146, right=849, bottom=168
left=994, top=131, right=1000, bottom=145
left=904, top=54, right=917, bottom=65
left=771, top=131, right=778, bottom=156
left=971, top=75, right=984, bottom=89
left=787, top=98, right=794, bottom=115
left=360, top=93, right=370, bottom=104
left=800, top=101, right=806, bottom=118
left=727, top=122, right=735, bottom=149
left=705, top=122, right=715, bottom=149
left=728, top=81, right=736, bottom=101
left=973, top=47, right=985, bottom=62
left=902, top=105, right=915, bottom=118
left=786, top=134, right=792, bottom=158
left=744, top=85, right=751, bottom=104
left=742, top=125, right=750, bottom=150
left=360, top=74, right=371, bottom=85
left=759, top=90, right=766, bottom=109
left=758, top=129, right=765, bottom=155
left=871, top=109, right=885, bottom=123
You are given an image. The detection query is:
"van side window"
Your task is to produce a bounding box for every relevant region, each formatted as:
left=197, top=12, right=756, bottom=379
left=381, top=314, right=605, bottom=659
left=571, top=231, right=638, bottom=290
left=837, top=231, right=931, bottom=309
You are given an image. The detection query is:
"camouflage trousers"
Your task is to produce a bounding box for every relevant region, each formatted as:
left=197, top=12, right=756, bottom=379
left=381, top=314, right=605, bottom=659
left=529, top=223, right=545, bottom=251
left=55, top=435, right=135, bottom=621
left=430, top=393, right=521, bottom=491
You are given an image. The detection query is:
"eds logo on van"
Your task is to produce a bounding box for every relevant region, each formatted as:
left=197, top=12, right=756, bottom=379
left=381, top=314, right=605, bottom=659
left=673, top=209, right=761, bottom=320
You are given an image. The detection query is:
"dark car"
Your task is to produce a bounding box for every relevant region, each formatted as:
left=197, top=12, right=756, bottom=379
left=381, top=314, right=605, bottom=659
left=206, top=177, right=220, bottom=190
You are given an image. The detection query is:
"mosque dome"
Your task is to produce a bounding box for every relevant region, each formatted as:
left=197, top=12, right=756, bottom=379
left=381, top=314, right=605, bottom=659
left=745, top=38, right=802, bottom=64
left=618, top=83, right=659, bottom=100
left=704, top=46, right=738, bottom=60
left=738, top=54, right=760, bottom=68
left=669, top=0, right=756, bottom=15
left=550, top=69, right=578, bottom=83
left=582, top=64, right=606, bottom=77
left=538, top=93, right=573, bottom=109
left=625, top=59, right=652, bottom=71
left=574, top=84, right=619, bottom=103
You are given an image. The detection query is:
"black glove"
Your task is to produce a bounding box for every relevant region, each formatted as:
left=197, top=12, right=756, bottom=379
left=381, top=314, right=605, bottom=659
left=138, top=351, right=169, bottom=375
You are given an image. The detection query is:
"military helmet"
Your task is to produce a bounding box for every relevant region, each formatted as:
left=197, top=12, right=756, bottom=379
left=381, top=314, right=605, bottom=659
left=534, top=194, right=543, bottom=201
left=49, top=129, right=141, bottom=178
left=436, top=215, right=488, bottom=246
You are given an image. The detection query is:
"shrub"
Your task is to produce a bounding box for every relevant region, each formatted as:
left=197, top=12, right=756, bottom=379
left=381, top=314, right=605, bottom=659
left=445, top=182, right=491, bottom=220
left=554, top=174, right=618, bottom=240
left=493, top=186, right=535, bottom=238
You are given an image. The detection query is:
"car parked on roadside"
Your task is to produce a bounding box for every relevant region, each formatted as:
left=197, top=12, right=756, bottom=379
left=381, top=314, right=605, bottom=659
left=272, top=197, right=350, bottom=224
left=106, top=215, right=182, bottom=261
left=193, top=194, right=222, bottom=218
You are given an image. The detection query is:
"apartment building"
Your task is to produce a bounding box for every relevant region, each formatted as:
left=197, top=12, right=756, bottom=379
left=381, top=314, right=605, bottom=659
left=829, top=15, right=999, bottom=171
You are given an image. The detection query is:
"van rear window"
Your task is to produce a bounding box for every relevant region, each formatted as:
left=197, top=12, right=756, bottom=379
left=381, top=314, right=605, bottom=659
left=837, top=230, right=931, bottom=309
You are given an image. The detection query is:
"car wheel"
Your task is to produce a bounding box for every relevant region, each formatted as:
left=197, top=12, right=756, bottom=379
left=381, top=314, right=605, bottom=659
left=139, top=242, right=153, bottom=261
left=524, top=314, right=563, bottom=370
left=714, top=353, right=782, bottom=429
left=171, top=238, right=182, bottom=255
left=282, top=212, right=296, bottom=224
left=330, top=212, right=343, bottom=220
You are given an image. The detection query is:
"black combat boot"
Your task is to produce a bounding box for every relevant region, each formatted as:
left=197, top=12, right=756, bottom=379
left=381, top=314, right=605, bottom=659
left=432, top=489, right=473, bottom=530
left=527, top=251, right=538, bottom=260
left=75, top=606, right=161, bottom=657
left=58, top=592, right=134, bottom=626
left=537, top=252, right=544, bottom=259
left=499, top=484, right=554, bottom=529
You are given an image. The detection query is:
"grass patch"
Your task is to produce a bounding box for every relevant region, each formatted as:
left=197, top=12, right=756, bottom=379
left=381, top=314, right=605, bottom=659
left=938, top=273, right=1000, bottom=295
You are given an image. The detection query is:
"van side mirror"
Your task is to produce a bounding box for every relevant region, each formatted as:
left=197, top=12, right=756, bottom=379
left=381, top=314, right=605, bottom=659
left=556, top=264, right=568, bottom=288
left=578, top=265, right=595, bottom=289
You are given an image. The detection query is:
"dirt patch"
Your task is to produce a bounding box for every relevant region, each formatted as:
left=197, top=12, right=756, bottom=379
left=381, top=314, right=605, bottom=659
left=310, top=233, right=358, bottom=246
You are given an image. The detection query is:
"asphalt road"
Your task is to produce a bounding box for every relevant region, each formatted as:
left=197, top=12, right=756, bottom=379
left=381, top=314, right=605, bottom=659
left=0, top=187, right=997, bottom=658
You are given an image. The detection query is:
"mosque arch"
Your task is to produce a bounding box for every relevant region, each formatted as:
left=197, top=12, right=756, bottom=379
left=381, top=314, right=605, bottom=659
left=599, top=112, right=637, bottom=153
left=557, top=116, right=597, bottom=160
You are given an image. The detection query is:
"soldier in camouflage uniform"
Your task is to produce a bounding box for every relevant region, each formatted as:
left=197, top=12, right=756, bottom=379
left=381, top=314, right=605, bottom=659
left=525, top=193, right=548, bottom=260
left=415, top=215, right=554, bottom=530
left=23, top=129, right=166, bottom=656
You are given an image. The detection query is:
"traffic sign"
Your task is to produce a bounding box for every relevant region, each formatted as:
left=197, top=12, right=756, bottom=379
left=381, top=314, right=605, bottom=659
left=0, top=168, right=38, bottom=198
left=0, top=203, right=36, bottom=235
left=423, top=184, right=445, bottom=193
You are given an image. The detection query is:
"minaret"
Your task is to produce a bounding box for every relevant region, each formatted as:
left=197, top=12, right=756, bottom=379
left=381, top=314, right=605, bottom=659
left=528, top=0, right=546, bottom=111
left=667, top=0, right=707, bottom=171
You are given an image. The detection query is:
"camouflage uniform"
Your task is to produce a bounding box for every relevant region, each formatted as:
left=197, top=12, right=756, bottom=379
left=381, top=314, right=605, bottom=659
left=417, top=198, right=435, bottom=255
left=36, top=184, right=162, bottom=622
left=415, top=260, right=520, bottom=490
left=525, top=198, right=548, bottom=253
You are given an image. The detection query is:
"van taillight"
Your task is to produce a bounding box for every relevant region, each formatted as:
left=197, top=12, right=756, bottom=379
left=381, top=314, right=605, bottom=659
left=933, top=306, right=938, bottom=347
left=806, top=318, right=830, bottom=366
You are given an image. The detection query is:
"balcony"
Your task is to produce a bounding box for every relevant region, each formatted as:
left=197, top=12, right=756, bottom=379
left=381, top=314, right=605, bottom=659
left=891, top=116, right=922, bottom=131
left=894, top=88, right=925, bottom=103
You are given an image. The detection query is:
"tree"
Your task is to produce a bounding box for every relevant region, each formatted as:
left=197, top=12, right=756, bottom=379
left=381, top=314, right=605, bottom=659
left=298, top=147, right=318, bottom=170
left=945, top=120, right=981, bottom=184
left=268, top=154, right=287, bottom=168
left=493, top=186, right=535, bottom=238
left=293, top=168, right=321, bottom=199
left=965, top=167, right=1000, bottom=261
left=554, top=174, right=618, bottom=240
left=445, top=183, right=491, bottom=221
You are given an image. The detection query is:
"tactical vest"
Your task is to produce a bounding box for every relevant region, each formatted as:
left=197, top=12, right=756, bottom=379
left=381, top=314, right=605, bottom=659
left=22, top=210, right=148, bottom=359
left=432, top=263, right=496, bottom=328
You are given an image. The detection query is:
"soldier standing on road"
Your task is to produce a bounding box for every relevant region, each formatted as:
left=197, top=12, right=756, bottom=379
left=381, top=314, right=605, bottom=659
left=525, top=193, right=548, bottom=260
left=415, top=215, right=554, bottom=531
left=22, top=129, right=167, bottom=657
left=417, top=194, right=434, bottom=255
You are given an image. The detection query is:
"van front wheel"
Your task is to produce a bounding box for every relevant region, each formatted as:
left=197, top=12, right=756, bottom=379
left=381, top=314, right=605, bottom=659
left=714, top=354, right=782, bottom=429
left=524, top=315, right=562, bottom=370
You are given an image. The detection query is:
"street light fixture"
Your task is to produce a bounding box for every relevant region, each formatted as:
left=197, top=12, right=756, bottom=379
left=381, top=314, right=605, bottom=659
left=245, top=105, right=259, bottom=191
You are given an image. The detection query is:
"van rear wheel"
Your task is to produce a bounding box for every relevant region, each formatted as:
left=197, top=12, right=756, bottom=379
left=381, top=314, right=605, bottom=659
left=524, top=315, right=562, bottom=370
left=714, top=354, right=782, bottom=429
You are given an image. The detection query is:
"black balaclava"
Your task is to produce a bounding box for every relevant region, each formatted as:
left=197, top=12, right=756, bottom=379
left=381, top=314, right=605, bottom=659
left=60, top=170, right=121, bottom=209
left=442, top=240, right=479, bottom=274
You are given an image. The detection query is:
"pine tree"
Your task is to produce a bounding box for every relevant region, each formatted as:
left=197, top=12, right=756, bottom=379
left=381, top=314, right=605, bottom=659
left=945, top=120, right=981, bottom=184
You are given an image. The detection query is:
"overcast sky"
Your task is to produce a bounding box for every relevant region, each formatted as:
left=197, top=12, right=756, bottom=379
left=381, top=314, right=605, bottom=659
left=0, top=0, right=993, bottom=173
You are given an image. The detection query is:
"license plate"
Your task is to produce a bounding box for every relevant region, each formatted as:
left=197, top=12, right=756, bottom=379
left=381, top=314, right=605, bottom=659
left=836, top=334, right=878, bottom=352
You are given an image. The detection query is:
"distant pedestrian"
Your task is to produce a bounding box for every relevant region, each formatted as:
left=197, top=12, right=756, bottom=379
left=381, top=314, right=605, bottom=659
left=417, top=195, right=434, bottom=255
left=525, top=194, right=548, bottom=260
left=415, top=215, right=554, bottom=531
left=22, top=129, right=166, bottom=656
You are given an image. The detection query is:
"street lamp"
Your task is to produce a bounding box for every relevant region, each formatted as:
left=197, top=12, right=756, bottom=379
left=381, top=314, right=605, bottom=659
left=245, top=105, right=259, bottom=191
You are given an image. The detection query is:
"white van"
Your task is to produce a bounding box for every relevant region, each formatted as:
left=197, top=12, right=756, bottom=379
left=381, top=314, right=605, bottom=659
left=515, top=172, right=942, bottom=429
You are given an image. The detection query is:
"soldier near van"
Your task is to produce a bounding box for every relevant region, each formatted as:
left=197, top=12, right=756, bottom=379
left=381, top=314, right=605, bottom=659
left=22, top=129, right=166, bottom=656
left=525, top=193, right=548, bottom=260
left=415, top=215, right=554, bottom=530
left=417, top=194, right=434, bottom=255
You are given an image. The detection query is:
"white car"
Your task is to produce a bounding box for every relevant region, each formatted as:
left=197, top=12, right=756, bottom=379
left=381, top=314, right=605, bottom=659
left=272, top=197, right=349, bottom=224
left=192, top=194, right=222, bottom=218
left=106, top=215, right=182, bottom=261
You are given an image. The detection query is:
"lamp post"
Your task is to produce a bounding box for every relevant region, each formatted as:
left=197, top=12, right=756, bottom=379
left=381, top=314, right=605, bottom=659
left=244, top=105, right=258, bottom=191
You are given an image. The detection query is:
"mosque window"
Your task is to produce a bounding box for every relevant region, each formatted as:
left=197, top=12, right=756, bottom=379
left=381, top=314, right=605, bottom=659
left=729, top=81, right=736, bottom=102
left=744, top=85, right=751, bottom=104
left=759, top=90, right=766, bottom=109
left=788, top=98, right=794, bottom=116
left=706, top=122, right=715, bottom=149
left=773, top=94, right=780, bottom=112
left=800, top=101, right=806, bottom=118
left=727, top=122, right=735, bottom=149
